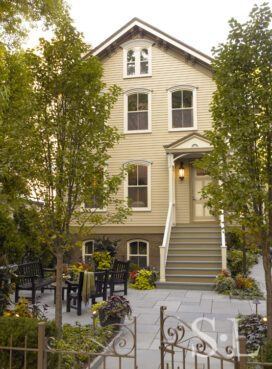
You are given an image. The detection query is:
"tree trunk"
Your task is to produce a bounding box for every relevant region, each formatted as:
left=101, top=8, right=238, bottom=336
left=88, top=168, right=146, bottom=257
left=242, top=225, right=247, bottom=277
left=55, top=248, right=64, bottom=333
left=262, top=242, right=272, bottom=338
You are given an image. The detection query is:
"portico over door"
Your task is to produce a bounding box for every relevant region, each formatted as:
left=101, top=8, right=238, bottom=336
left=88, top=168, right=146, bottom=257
left=191, top=166, right=214, bottom=221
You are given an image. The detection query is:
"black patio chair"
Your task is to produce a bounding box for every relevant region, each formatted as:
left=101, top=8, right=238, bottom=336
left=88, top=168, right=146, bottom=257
left=108, top=260, right=130, bottom=296
left=66, top=270, right=108, bottom=316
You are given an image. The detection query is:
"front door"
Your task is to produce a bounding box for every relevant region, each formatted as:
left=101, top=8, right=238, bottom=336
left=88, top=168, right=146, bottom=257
left=191, top=166, right=214, bottom=221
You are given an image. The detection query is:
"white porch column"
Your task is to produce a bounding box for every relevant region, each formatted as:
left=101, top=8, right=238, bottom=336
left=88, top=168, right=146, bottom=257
left=220, top=212, right=227, bottom=270
left=168, top=154, right=176, bottom=225
left=159, top=246, right=166, bottom=282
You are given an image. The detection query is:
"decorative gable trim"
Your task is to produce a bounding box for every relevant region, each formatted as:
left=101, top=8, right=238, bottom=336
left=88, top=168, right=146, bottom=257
left=164, top=133, right=212, bottom=153
left=88, top=18, right=212, bottom=66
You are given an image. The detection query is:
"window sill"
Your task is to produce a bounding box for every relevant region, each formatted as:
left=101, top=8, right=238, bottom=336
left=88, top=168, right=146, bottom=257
left=123, top=74, right=152, bottom=79
left=124, top=130, right=152, bottom=135
left=82, top=208, right=107, bottom=213
left=131, top=207, right=151, bottom=212
left=169, top=127, right=198, bottom=132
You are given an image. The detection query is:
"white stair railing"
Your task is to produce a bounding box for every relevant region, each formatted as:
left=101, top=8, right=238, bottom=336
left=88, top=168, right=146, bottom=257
left=159, top=202, right=174, bottom=282
left=220, top=212, right=227, bottom=270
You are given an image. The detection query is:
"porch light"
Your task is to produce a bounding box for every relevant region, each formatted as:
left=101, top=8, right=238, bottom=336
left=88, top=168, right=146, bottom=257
left=179, top=162, right=185, bottom=180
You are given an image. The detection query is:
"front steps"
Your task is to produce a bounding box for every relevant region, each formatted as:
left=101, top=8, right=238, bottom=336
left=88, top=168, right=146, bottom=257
left=165, top=224, right=222, bottom=289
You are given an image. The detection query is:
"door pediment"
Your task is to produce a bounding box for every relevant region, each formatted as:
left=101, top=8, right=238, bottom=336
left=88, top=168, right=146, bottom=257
left=164, top=133, right=212, bottom=154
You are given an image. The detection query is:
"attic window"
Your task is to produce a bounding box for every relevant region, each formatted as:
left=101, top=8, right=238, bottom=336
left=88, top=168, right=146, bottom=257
left=121, top=39, right=153, bottom=78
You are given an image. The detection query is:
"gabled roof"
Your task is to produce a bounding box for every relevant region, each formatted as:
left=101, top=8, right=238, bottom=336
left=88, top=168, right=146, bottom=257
left=86, top=18, right=212, bottom=67
left=164, top=133, right=213, bottom=154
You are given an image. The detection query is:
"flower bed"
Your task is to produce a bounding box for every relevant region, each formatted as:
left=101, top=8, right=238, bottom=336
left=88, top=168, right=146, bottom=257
left=214, top=270, right=263, bottom=299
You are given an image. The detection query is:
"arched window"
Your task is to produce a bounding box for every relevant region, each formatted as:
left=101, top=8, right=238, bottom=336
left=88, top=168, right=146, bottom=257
left=127, top=49, right=135, bottom=76
left=82, top=240, right=95, bottom=263
left=121, top=39, right=153, bottom=78
left=168, top=85, right=197, bottom=131
left=127, top=240, right=149, bottom=267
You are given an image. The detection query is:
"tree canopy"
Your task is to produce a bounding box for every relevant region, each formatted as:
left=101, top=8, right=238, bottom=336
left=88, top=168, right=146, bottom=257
left=0, top=16, right=130, bottom=329
left=199, top=3, right=272, bottom=337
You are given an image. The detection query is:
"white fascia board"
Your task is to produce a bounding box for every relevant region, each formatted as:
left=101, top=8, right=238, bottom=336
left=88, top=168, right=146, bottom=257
left=92, top=20, right=211, bottom=66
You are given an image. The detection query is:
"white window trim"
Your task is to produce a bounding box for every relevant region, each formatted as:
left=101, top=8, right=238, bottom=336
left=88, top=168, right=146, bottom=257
left=121, top=39, right=153, bottom=78
left=124, top=160, right=152, bottom=212
left=167, top=84, right=198, bottom=132
left=82, top=239, right=95, bottom=263
left=82, top=168, right=107, bottom=212
left=127, top=239, right=149, bottom=266
left=124, top=88, right=152, bottom=134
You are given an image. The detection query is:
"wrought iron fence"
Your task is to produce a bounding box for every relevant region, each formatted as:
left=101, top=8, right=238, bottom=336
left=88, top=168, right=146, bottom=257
left=159, top=306, right=272, bottom=369
left=0, top=317, right=137, bottom=369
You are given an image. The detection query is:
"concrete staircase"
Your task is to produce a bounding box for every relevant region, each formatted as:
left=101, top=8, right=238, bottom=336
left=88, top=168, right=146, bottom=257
left=165, top=224, right=222, bottom=289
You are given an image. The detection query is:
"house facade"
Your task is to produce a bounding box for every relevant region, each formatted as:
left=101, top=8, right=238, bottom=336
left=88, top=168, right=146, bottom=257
left=78, top=18, right=226, bottom=289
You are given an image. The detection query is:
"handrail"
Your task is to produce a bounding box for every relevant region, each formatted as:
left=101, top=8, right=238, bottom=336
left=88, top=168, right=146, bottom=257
left=162, top=202, right=173, bottom=264
left=220, top=211, right=227, bottom=270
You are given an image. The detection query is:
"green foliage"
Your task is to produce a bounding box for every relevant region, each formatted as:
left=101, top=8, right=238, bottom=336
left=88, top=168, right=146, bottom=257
left=4, top=298, right=48, bottom=320
left=214, top=270, right=263, bottom=298
left=129, top=263, right=140, bottom=273
left=92, top=252, right=113, bottom=270
left=226, top=232, right=243, bottom=251
left=238, top=314, right=267, bottom=353
left=97, top=296, right=132, bottom=322
left=0, top=0, right=67, bottom=46
left=195, top=3, right=272, bottom=333
left=227, top=249, right=257, bottom=277
left=263, top=338, right=272, bottom=367
left=214, top=275, right=236, bottom=294
left=94, top=237, right=121, bottom=257
left=0, top=317, right=57, bottom=369
left=50, top=323, right=113, bottom=369
left=130, top=269, right=155, bottom=290
left=0, top=256, right=16, bottom=315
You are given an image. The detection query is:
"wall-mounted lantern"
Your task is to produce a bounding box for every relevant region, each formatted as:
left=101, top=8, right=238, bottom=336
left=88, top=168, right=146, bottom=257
left=179, top=162, right=185, bottom=180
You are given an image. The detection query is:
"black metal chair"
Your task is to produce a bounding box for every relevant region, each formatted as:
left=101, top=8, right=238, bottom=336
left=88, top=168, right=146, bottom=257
left=66, top=270, right=108, bottom=316
left=108, top=260, right=130, bottom=296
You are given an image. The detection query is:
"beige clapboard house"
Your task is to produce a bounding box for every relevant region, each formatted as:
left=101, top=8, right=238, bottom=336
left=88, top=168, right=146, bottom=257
left=81, top=18, right=226, bottom=289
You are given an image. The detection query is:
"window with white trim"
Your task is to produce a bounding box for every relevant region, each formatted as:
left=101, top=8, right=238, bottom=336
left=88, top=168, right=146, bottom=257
left=124, top=89, right=152, bottom=134
left=125, top=161, right=151, bottom=211
left=82, top=240, right=95, bottom=263
left=127, top=240, right=149, bottom=267
left=168, top=85, right=197, bottom=131
left=121, top=39, right=153, bottom=78
left=84, top=169, right=105, bottom=211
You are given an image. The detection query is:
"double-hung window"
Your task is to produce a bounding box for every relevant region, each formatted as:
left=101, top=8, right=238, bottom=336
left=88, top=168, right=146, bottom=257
left=127, top=240, right=149, bottom=267
left=84, top=169, right=105, bottom=211
left=124, top=89, right=152, bottom=133
left=121, top=39, right=153, bottom=78
left=168, top=85, right=198, bottom=131
left=125, top=161, right=151, bottom=211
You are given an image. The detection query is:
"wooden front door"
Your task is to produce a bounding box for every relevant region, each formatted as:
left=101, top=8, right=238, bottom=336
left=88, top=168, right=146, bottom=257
left=191, top=166, right=214, bottom=221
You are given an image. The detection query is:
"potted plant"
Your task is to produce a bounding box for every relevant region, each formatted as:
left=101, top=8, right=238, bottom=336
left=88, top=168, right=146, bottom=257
left=92, top=296, right=132, bottom=328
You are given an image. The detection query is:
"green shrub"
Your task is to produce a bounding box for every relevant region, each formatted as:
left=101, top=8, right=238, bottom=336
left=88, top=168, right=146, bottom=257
left=238, top=314, right=267, bottom=353
left=0, top=317, right=57, bottom=369
left=130, top=269, right=155, bottom=290
left=227, top=249, right=257, bottom=277
left=226, top=231, right=243, bottom=250
left=214, top=276, right=236, bottom=294
left=129, top=263, right=140, bottom=273
left=92, top=252, right=113, bottom=270
left=50, top=323, right=113, bottom=369
left=263, top=338, right=272, bottom=368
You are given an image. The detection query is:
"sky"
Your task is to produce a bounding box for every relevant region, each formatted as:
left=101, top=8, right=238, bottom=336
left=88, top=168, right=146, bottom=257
left=26, top=0, right=272, bottom=57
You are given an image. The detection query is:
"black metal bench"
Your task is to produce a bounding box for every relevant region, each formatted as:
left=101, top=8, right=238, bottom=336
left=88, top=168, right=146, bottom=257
left=15, top=261, right=55, bottom=304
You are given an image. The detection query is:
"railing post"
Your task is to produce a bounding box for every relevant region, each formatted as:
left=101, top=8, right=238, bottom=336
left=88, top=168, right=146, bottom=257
left=238, top=336, right=247, bottom=369
left=160, top=306, right=166, bottom=369
left=38, top=322, right=46, bottom=369
left=220, top=212, right=227, bottom=270
left=159, top=246, right=166, bottom=282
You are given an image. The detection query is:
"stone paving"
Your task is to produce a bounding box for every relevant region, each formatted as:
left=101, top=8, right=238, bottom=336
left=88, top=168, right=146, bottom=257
left=16, top=258, right=267, bottom=369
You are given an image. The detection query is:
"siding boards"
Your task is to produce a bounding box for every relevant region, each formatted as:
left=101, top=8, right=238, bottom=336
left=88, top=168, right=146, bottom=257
left=99, top=43, right=215, bottom=227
